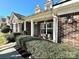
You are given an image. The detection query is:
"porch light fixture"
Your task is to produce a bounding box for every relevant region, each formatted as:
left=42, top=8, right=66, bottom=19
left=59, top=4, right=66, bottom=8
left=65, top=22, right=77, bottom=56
left=67, top=16, right=75, bottom=24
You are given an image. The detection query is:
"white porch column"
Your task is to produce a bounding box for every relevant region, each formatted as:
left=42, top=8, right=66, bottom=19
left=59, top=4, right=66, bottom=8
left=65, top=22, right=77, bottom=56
left=13, top=23, right=16, bottom=32
left=17, top=23, right=20, bottom=32
left=24, top=22, right=26, bottom=31
left=53, top=16, right=58, bottom=43
left=31, top=20, right=34, bottom=36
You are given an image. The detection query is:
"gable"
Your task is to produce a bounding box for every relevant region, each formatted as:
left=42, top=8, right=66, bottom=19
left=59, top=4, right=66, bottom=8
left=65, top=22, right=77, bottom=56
left=10, top=13, right=20, bottom=23
left=10, top=12, right=25, bottom=23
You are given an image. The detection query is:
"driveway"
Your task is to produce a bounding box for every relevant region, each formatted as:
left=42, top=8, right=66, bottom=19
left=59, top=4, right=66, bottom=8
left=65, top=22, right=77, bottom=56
left=0, top=43, right=24, bottom=59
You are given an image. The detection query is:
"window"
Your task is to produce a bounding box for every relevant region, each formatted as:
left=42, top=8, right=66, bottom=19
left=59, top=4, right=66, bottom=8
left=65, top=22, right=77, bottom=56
left=47, top=22, right=53, bottom=29
left=40, top=23, right=46, bottom=29
left=40, top=22, right=53, bottom=34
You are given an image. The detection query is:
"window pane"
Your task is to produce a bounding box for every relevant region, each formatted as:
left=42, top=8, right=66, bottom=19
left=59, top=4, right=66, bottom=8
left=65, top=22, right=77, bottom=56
left=40, top=29, right=46, bottom=33
left=40, top=23, right=46, bottom=29
left=47, top=22, right=53, bottom=28
left=47, top=29, right=53, bottom=34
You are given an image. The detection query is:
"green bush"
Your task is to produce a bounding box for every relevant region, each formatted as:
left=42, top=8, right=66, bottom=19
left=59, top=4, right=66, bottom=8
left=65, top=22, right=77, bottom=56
left=16, top=35, right=32, bottom=47
left=7, top=34, right=15, bottom=43
left=7, top=32, right=21, bottom=43
left=13, top=32, right=22, bottom=37
left=21, top=31, right=28, bottom=35
left=16, top=36, right=79, bottom=58
left=1, top=25, right=11, bottom=33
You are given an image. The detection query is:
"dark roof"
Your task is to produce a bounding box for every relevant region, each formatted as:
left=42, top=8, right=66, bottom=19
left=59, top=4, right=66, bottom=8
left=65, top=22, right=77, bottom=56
left=13, top=12, right=25, bottom=20
left=7, top=16, right=10, bottom=20
left=1, top=18, right=6, bottom=22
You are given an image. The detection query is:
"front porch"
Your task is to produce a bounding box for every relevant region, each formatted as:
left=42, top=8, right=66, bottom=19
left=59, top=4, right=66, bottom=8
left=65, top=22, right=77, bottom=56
left=11, top=22, right=31, bottom=35
left=10, top=10, right=58, bottom=43
left=24, top=10, right=58, bottom=43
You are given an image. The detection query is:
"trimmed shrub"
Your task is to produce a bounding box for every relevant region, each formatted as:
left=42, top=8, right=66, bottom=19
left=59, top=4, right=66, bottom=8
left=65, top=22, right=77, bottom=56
left=7, top=34, right=15, bottom=43
left=16, top=36, right=79, bottom=59
left=7, top=33, right=21, bottom=43
left=13, top=32, right=22, bottom=37
left=21, top=31, right=28, bottom=35
left=1, top=25, right=11, bottom=33
left=16, top=35, right=31, bottom=47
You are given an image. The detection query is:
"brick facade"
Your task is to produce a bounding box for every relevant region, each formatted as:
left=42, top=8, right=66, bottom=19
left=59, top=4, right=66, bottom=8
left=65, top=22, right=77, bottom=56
left=59, top=13, right=79, bottom=47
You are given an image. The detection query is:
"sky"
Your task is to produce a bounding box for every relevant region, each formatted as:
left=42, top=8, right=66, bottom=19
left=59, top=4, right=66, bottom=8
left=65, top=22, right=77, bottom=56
left=0, top=0, right=59, bottom=17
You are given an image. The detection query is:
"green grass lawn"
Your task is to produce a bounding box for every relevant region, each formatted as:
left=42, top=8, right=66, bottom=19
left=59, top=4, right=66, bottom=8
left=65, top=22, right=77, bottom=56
left=0, top=36, right=6, bottom=45
left=0, top=32, right=10, bottom=45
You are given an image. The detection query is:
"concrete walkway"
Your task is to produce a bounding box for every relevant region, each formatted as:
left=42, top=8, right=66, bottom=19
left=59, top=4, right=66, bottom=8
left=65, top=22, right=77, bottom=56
left=0, top=43, right=24, bottom=59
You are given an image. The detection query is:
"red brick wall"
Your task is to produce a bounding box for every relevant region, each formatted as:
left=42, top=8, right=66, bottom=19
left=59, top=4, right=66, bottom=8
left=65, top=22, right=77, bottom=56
left=59, top=14, right=79, bottom=47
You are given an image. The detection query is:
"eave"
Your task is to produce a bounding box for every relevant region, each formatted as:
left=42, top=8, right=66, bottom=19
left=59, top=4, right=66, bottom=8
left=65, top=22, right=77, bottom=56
left=24, top=10, right=53, bottom=22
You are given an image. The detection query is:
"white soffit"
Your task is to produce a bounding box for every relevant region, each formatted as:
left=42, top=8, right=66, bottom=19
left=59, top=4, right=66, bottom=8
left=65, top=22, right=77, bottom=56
left=58, top=8, right=79, bottom=15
